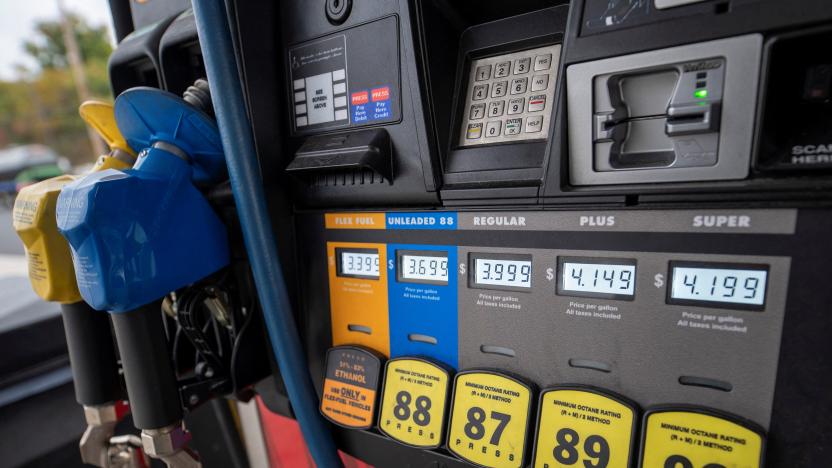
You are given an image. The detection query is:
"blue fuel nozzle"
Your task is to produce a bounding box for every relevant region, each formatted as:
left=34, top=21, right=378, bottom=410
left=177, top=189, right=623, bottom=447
left=56, top=88, right=230, bottom=313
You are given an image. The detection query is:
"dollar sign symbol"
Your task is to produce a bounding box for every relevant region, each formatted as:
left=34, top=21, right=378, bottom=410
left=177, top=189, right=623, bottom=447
left=654, top=273, right=664, bottom=288
left=546, top=268, right=554, bottom=281
left=459, top=263, right=466, bottom=275
left=388, top=259, right=394, bottom=270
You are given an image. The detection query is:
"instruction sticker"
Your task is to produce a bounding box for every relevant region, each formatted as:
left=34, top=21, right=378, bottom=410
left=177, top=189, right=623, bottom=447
left=320, top=346, right=382, bottom=429
left=447, top=370, right=533, bottom=468
left=378, top=358, right=451, bottom=448
left=640, top=409, right=764, bottom=468
left=533, top=387, right=638, bottom=468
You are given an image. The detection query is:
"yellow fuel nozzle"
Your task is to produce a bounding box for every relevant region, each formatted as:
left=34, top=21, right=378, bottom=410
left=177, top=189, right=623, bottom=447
left=13, top=101, right=136, bottom=303
left=79, top=100, right=137, bottom=172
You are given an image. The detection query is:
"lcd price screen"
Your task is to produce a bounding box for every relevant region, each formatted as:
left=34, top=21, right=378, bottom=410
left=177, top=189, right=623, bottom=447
left=558, top=257, right=637, bottom=301
left=668, top=261, right=768, bottom=310
left=336, top=248, right=380, bottom=279
left=469, top=253, right=533, bottom=291
left=397, top=251, right=449, bottom=285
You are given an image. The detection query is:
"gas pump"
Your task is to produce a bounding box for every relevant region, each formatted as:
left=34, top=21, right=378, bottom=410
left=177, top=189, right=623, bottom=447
left=12, top=101, right=145, bottom=467
left=56, top=85, right=229, bottom=468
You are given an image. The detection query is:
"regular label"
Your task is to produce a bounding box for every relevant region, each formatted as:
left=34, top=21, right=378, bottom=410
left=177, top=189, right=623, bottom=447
left=533, top=388, right=637, bottom=468
left=378, top=358, right=451, bottom=448
left=447, top=371, right=533, bottom=468
left=320, top=346, right=381, bottom=429
left=640, top=410, right=764, bottom=468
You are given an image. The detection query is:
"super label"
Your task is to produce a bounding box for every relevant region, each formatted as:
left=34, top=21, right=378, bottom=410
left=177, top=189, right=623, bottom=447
left=320, top=346, right=382, bottom=429
left=640, top=409, right=764, bottom=468
left=533, top=387, right=637, bottom=468
left=378, top=358, right=451, bottom=448
left=447, top=370, right=533, bottom=468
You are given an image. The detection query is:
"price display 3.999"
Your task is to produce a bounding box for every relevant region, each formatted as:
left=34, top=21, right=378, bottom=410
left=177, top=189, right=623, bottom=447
left=446, top=370, right=534, bottom=468
left=532, top=386, right=638, bottom=468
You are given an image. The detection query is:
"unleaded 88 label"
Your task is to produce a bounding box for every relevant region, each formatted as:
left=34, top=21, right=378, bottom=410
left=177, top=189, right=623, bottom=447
left=446, top=371, right=533, bottom=468
left=533, top=387, right=637, bottom=468
left=640, top=409, right=764, bottom=468
left=378, top=358, right=451, bottom=448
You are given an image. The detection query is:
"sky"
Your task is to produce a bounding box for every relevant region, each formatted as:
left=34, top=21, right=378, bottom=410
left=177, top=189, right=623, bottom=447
left=0, top=0, right=114, bottom=80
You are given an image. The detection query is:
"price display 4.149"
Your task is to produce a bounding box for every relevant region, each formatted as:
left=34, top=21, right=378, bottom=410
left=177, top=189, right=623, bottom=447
left=336, top=248, right=380, bottom=279
left=668, top=262, right=768, bottom=310
left=470, top=253, right=533, bottom=291
left=558, top=257, right=637, bottom=300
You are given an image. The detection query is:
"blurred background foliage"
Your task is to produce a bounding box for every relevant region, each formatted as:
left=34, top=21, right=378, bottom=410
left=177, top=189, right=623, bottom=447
left=0, top=13, right=111, bottom=165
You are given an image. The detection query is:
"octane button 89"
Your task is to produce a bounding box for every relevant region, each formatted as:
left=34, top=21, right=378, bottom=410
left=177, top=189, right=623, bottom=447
left=640, top=407, right=765, bottom=468
left=532, top=386, right=638, bottom=468
left=446, top=370, right=534, bottom=468
left=377, top=357, right=451, bottom=449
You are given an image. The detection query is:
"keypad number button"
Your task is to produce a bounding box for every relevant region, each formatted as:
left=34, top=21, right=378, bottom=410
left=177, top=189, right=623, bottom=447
left=534, top=54, right=552, bottom=71
left=507, top=98, right=525, bottom=115
left=475, top=65, right=492, bottom=81
left=510, top=78, right=528, bottom=95
left=488, top=101, right=505, bottom=117
left=491, top=81, right=508, bottom=98
left=472, top=84, right=489, bottom=101
left=485, top=120, right=502, bottom=138
left=494, top=61, right=511, bottom=78
left=469, top=104, right=485, bottom=120
left=513, top=57, right=531, bottom=75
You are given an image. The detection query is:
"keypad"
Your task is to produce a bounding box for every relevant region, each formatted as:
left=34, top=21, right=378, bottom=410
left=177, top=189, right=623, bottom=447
left=459, top=44, right=560, bottom=147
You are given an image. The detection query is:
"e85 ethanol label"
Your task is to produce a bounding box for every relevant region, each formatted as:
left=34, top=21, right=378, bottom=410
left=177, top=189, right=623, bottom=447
left=378, top=357, right=451, bottom=448
left=319, top=346, right=381, bottom=429
left=533, top=387, right=637, bottom=468
left=446, top=370, right=533, bottom=468
left=640, top=409, right=764, bottom=468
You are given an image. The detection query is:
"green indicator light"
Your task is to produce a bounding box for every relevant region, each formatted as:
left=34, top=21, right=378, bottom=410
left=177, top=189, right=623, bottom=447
left=694, top=89, right=709, bottom=99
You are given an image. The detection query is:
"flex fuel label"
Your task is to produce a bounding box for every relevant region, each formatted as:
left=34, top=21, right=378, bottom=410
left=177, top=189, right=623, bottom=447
left=447, top=370, right=534, bottom=468
left=387, top=244, right=458, bottom=367
left=378, top=357, right=451, bottom=448
left=639, top=407, right=764, bottom=468
left=320, top=346, right=382, bottom=429
left=327, top=242, right=390, bottom=355
left=533, top=387, right=638, bottom=468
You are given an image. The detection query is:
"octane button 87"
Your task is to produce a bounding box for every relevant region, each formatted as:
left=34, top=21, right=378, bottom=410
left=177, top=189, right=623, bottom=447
left=446, top=370, right=534, bottom=468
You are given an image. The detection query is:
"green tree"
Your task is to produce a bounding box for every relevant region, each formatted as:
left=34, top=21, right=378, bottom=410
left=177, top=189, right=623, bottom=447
left=22, top=14, right=112, bottom=70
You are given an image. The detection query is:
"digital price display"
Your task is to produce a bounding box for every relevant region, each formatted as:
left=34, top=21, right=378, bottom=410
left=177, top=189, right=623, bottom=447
left=397, top=250, right=449, bottom=285
left=557, top=257, right=637, bottom=301
left=336, top=247, right=380, bottom=279
left=469, top=253, right=533, bottom=291
left=668, top=262, right=768, bottom=310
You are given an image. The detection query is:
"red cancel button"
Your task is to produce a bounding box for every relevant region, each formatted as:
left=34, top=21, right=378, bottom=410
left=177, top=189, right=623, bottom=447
left=371, top=86, right=390, bottom=102
left=351, top=91, right=369, bottom=105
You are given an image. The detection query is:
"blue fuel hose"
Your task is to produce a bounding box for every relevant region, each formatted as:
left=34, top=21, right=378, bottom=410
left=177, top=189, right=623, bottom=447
left=191, top=1, right=342, bottom=466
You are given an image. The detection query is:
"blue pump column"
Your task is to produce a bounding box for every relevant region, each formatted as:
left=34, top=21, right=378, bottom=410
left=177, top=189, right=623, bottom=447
left=191, top=1, right=342, bottom=466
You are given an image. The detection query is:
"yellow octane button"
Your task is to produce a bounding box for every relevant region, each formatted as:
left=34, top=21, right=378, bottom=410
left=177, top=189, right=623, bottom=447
left=447, top=370, right=533, bottom=468
left=640, top=408, right=764, bottom=468
left=533, top=386, right=638, bottom=468
left=378, top=357, right=451, bottom=449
